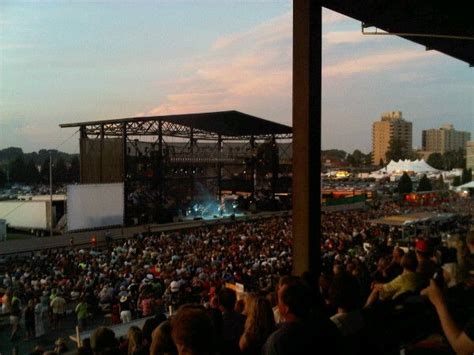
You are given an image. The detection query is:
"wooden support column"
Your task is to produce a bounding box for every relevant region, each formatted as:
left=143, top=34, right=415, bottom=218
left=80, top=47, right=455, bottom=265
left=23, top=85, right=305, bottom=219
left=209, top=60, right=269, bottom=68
left=250, top=136, right=256, bottom=195
left=292, top=0, right=322, bottom=276
left=271, top=134, right=278, bottom=199
left=217, top=135, right=222, bottom=201
left=79, top=126, right=87, bottom=183
left=158, top=120, right=164, bottom=206
left=190, top=128, right=194, bottom=201
left=122, top=123, right=128, bottom=225
left=100, top=124, right=105, bottom=183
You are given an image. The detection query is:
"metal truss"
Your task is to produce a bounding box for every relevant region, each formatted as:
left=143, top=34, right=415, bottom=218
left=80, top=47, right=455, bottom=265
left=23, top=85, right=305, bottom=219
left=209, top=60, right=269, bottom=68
left=81, top=119, right=292, bottom=141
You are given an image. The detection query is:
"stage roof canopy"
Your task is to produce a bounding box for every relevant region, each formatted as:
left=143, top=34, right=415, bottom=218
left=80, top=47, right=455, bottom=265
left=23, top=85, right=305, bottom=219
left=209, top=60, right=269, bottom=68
left=368, top=212, right=457, bottom=227
left=322, top=1, right=474, bottom=66
left=60, top=110, right=292, bottom=139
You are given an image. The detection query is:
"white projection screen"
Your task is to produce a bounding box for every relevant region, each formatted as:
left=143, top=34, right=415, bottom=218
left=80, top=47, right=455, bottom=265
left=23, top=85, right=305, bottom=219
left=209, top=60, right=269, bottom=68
left=67, top=183, right=124, bottom=231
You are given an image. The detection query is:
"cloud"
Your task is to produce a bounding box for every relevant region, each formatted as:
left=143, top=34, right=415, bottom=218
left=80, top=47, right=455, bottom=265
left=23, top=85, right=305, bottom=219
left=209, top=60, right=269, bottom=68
left=212, top=11, right=291, bottom=50
left=323, top=49, right=441, bottom=77
left=139, top=8, right=446, bottom=123
left=140, top=11, right=292, bottom=120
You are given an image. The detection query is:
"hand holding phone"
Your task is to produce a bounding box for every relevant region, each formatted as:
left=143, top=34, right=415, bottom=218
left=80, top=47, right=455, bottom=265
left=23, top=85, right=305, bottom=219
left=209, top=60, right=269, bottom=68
left=432, top=269, right=444, bottom=288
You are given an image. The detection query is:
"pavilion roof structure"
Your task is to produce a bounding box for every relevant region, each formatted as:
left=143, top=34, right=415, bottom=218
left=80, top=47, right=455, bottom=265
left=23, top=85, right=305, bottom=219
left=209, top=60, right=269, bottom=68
left=322, top=1, right=474, bottom=66
left=60, top=110, right=292, bottom=141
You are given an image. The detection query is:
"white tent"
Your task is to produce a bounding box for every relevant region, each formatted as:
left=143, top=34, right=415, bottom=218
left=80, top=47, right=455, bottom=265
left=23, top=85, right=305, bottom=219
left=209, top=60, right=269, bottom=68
left=376, top=159, right=440, bottom=174
left=455, top=181, right=474, bottom=191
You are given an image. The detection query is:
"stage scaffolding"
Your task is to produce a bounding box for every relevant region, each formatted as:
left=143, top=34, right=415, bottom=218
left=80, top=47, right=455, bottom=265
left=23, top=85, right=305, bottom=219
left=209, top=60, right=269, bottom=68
left=61, top=110, right=292, bottom=225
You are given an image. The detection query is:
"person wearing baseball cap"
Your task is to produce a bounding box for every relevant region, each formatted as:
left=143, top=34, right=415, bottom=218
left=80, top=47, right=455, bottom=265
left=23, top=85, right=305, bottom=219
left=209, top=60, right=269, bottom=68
left=415, top=238, right=436, bottom=286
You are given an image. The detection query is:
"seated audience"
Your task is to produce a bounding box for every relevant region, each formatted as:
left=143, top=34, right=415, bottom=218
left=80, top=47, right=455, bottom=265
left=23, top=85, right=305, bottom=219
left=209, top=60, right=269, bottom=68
left=365, top=252, right=422, bottom=307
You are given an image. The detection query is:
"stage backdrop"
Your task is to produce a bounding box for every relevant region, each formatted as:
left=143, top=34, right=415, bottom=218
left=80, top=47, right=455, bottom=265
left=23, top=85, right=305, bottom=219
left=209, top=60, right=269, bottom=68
left=67, top=183, right=124, bottom=231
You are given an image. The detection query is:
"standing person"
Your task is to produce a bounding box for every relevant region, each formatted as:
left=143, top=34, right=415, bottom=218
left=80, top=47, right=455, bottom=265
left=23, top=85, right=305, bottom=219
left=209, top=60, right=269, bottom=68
left=111, top=299, right=121, bottom=325
left=2, top=288, right=12, bottom=314
left=75, top=297, right=88, bottom=331
left=24, top=299, right=36, bottom=340
left=34, top=297, right=46, bottom=338
left=40, top=290, right=50, bottom=323
left=91, top=235, right=97, bottom=248
left=10, top=291, right=22, bottom=340
left=50, top=292, right=67, bottom=330
left=120, top=295, right=132, bottom=323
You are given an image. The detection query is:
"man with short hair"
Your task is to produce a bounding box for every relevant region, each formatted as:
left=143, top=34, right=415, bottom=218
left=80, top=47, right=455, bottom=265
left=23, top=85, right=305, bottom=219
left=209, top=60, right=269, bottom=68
left=385, top=246, right=405, bottom=281
left=263, top=280, right=341, bottom=355
left=218, top=287, right=245, bottom=355
left=171, top=305, right=216, bottom=355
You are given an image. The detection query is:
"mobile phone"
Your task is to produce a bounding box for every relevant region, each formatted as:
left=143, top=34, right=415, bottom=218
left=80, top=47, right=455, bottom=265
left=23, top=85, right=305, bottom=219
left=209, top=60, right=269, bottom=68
left=433, top=270, right=444, bottom=287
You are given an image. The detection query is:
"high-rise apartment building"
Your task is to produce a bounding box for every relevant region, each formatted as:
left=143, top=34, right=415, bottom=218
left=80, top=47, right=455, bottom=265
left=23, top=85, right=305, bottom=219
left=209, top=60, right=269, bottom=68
left=422, top=124, right=471, bottom=154
left=467, top=141, right=474, bottom=172
left=372, top=111, right=412, bottom=165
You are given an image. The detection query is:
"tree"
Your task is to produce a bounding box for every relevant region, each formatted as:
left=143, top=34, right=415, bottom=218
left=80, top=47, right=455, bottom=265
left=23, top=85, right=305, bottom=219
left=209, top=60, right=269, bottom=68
left=9, top=156, right=26, bottom=183
left=398, top=172, right=413, bottom=194
left=462, top=168, right=472, bottom=184
left=53, top=157, right=68, bottom=183
left=40, top=158, right=50, bottom=183
left=0, top=168, right=6, bottom=187
left=435, top=174, right=446, bottom=190
left=386, top=138, right=409, bottom=162
left=347, top=149, right=367, bottom=167
left=427, top=153, right=444, bottom=170
left=417, top=174, right=432, bottom=192
left=364, top=152, right=373, bottom=166
left=452, top=176, right=462, bottom=187
left=443, top=149, right=465, bottom=170
left=68, top=156, right=80, bottom=182
left=321, top=149, right=347, bottom=162
left=25, top=159, right=40, bottom=184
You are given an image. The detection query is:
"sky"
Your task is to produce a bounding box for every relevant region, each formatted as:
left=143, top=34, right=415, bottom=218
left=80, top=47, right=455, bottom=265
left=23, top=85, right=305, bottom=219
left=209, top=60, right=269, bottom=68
left=1, top=0, right=473, bottom=154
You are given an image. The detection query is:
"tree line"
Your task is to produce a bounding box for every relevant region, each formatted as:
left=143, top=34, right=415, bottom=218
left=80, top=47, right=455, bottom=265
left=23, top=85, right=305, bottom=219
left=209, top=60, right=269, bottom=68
left=322, top=139, right=468, bottom=170
left=0, top=148, right=79, bottom=187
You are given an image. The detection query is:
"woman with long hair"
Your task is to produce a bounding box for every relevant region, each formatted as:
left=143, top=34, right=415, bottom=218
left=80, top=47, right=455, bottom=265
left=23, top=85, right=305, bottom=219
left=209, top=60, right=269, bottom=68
left=239, top=293, right=276, bottom=355
left=127, top=325, right=147, bottom=355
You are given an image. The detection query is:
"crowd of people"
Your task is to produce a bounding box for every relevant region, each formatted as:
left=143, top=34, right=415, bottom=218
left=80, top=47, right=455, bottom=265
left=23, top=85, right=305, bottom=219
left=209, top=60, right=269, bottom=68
left=0, top=195, right=473, bottom=354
